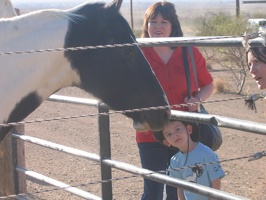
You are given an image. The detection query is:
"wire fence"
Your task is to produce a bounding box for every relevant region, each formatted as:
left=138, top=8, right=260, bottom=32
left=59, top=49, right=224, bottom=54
left=0, top=18, right=265, bottom=199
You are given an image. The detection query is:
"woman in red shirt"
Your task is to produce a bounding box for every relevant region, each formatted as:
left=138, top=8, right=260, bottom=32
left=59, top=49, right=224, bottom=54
left=137, top=1, right=214, bottom=200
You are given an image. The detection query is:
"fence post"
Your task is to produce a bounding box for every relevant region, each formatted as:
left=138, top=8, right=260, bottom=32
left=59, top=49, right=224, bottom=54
left=97, top=103, right=112, bottom=200
left=0, top=126, right=26, bottom=199
left=236, top=0, right=240, bottom=17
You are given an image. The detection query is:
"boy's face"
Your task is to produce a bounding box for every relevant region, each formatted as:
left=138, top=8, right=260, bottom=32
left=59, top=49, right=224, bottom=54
left=162, top=121, right=192, bottom=149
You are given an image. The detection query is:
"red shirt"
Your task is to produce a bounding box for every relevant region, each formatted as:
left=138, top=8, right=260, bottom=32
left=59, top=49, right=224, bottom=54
left=136, top=46, right=213, bottom=143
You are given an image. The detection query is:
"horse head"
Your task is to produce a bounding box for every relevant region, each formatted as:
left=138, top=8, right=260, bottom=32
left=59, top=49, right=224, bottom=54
left=65, top=0, right=170, bottom=132
left=0, top=0, right=170, bottom=141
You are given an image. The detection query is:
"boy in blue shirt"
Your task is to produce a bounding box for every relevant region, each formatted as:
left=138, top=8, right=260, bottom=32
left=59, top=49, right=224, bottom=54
left=154, top=120, right=224, bottom=200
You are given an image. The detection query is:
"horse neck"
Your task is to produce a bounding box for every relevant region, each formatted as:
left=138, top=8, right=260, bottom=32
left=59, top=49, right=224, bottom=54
left=0, top=10, right=81, bottom=124
left=0, top=53, right=81, bottom=123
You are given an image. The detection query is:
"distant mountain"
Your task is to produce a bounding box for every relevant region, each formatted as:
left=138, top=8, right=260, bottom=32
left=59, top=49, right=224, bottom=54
left=11, top=0, right=234, bottom=9
left=11, top=0, right=264, bottom=30
left=6, top=0, right=264, bottom=37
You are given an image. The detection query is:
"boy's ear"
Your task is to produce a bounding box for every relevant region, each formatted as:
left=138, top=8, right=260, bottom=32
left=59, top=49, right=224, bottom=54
left=163, top=139, right=170, bottom=146
left=187, top=124, right=193, bottom=135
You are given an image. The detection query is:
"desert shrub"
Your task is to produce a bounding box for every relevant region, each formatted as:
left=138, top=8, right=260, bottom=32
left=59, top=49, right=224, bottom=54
left=194, top=12, right=249, bottom=94
left=214, top=78, right=225, bottom=93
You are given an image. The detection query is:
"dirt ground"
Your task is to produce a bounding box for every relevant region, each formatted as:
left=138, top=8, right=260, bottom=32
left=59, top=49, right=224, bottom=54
left=11, top=64, right=264, bottom=200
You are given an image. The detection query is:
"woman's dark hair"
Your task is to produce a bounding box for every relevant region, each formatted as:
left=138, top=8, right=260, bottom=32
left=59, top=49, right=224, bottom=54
left=153, top=120, right=199, bottom=146
left=246, top=47, right=266, bottom=69
left=141, top=1, right=183, bottom=38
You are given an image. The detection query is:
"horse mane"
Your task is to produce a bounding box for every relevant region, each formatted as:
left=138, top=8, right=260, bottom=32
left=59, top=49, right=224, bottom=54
left=1, top=1, right=107, bottom=26
left=42, top=9, right=85, bottom=23
left=20, top=9, right=85, bottom=23
left=67, top=1, right=107, bottom=20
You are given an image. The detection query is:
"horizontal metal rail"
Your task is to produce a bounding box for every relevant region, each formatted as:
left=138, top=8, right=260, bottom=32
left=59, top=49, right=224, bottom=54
left=1, top=36, right=265, bottom=58
left=12, top=134, right=100, bottom=162
left=136, top=36, right=265, bottom=47
left=16, top=166, right=101, bottom=200
left=171, top=110, right=266, bottom=135
left=102, top=159, right=249, bottom=200
left=48, top=94, right=99, bottom=107
left=13, top=134, right=248, bottom=200
left=48, top=95, right=266, bottom=135
left=242, top=0, right=266, bottom=3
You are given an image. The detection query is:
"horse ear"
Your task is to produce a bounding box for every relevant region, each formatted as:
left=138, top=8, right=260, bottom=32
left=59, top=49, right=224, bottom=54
left=107, top=0, right=122, bottom=11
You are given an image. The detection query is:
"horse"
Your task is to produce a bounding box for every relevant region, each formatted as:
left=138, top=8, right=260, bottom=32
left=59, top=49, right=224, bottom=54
left=0, top=0, right=17, bottom=18
left=0, top=0, right=170, bottom=141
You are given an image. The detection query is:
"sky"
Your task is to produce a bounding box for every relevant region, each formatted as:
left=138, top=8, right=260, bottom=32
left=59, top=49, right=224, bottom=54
left=11, top=0, right=237, bottom=6
left=9, top=0, right=238, bottom=10
left=9, top=0, right=265, bottom=24
left=10, top=0, right=261, bottom=10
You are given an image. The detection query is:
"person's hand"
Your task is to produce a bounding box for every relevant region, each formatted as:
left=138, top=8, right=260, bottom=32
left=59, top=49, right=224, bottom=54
left=184, top=96, right=199, bottom=112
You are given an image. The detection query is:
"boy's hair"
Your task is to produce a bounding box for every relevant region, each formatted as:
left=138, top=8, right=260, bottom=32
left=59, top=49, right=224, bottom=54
left=153, top=120, right=199, bottom=145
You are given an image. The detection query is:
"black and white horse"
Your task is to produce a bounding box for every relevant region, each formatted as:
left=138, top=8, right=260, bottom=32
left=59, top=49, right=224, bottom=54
left=0, top=0, right=170, bottom=141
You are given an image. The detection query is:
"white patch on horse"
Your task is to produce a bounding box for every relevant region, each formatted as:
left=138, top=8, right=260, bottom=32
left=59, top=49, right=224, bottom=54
left=0, top=9, right=81, bottom=123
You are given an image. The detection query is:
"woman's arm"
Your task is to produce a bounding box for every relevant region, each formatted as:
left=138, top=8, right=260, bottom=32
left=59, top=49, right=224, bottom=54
left=195, top=82, right=214, bottom=102
left=185, top=82, right=214, bottom=111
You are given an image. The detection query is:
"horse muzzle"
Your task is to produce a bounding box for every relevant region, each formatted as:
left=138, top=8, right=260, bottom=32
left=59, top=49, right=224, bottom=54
left=133, top=108, right=171, bottom=132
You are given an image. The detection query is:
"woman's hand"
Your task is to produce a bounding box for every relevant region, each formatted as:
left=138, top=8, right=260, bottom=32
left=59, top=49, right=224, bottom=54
left=184, top=96, right=200, bottom=112
left=185, top=82, right=214, bottom=112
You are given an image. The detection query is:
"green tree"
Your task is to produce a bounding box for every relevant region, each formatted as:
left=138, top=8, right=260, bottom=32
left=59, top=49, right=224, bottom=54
left=195, top=12, right=249, bottom=94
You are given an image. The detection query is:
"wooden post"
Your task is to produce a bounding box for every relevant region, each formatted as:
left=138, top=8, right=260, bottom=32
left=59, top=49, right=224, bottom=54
left=0, top=126, right=26, bottom=199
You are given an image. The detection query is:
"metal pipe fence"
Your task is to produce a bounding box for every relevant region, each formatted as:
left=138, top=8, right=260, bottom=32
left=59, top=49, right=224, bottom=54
left=1, top=95, right=263, bottom=199
left=12, top=125, right=249, bottom=200
left=1, top=33, right=265, bottom=200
